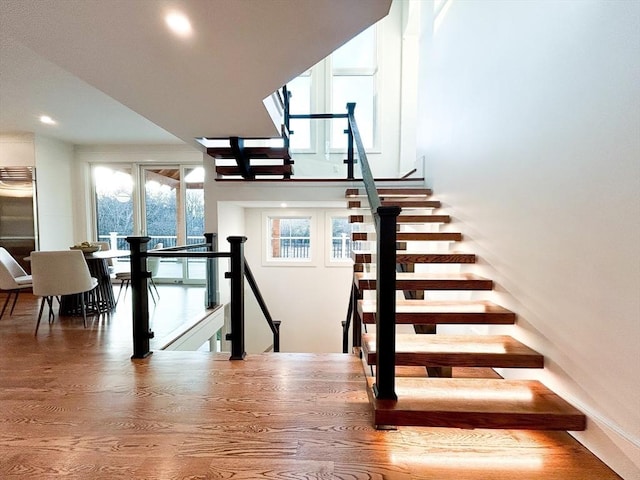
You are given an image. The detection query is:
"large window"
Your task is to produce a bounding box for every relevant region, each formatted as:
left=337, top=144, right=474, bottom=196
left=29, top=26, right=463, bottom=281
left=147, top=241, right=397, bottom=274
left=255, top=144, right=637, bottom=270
left=92, top=164, right=205, bottom=283
left=330, top=27, right=377, bottom=149
left=287, top=25, right=378, bottom=153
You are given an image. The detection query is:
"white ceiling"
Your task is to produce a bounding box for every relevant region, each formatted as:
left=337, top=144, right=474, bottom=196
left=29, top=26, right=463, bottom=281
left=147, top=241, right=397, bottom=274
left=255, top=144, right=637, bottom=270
left=0, top=0, right=391, bottom=148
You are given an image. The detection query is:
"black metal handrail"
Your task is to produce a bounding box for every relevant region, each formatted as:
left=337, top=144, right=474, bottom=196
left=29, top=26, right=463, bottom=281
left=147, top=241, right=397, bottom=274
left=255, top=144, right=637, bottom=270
left=127, top=234, right=281, bottom=360
left=346, top=103, right=400, bottom=402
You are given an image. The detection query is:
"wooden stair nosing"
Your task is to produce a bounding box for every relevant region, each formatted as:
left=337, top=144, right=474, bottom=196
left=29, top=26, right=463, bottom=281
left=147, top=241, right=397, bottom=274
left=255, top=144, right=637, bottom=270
left=366, top=377, right=586, bottom=431
left=352, top=251, right=476, bottom=264
left=354, top=272, right=493, bottom=291
left=362, top=333, right=544, bottom=369
left=357, top=300, right=517, bottom=325
left=352, top=232, right=463, bottom=242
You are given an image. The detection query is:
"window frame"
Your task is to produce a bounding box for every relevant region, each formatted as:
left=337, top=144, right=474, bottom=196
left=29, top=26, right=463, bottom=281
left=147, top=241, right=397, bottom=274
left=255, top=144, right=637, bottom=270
left=262, top=211, right=317, bottom=267
left=325, top=212, right=354, bottom=267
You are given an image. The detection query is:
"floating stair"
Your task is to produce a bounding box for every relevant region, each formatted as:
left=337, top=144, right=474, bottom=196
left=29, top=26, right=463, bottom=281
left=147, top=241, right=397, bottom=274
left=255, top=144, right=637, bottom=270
left=362, top=333, right=544, bottom=369
left=348, top=199, right=442, bottom=209
left=348, top=186, right=585, bottom=432
left=354, top=271, right=493, bottom=291
left=208, top=139, right=294, bottom=179
left=352, top=231, right=463, bottom=242
left=350, top=214, right=451, bottom=224
left=366, top=377, right=586, bottom=430
left=352, top=251, right=476, bottom=264
left=358, top=299, right=517, bottom=325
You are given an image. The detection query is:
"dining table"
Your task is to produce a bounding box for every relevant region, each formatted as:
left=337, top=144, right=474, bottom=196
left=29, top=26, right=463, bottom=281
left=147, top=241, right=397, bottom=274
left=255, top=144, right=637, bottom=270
left=59, top=249, right=130, bottom=316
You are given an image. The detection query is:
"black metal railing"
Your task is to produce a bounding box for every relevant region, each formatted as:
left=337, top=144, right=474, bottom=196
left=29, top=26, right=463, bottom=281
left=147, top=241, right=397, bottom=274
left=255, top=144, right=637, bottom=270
left=127, top=234, right=281, bottom=360
left=342, top=103, right=400, bottom=401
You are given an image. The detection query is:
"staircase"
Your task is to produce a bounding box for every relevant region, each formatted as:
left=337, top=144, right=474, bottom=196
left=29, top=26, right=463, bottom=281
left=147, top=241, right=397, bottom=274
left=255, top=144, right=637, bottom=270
left=347, top=187, right=586, bottom=431
left=207, top=136, right=294, bottom=180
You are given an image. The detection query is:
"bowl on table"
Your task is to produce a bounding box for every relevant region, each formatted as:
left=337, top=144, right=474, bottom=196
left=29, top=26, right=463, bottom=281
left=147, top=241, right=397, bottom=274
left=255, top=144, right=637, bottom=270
left=70, top=244, right=102, bottom=254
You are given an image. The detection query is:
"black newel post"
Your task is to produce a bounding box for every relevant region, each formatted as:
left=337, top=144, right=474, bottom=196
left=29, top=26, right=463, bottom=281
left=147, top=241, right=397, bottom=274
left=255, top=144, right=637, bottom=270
left=227, top=236, right=247, bottom=360
left=204, top=232, right=218, bottom=308
left=345, top=102, right=356, bottom=180
left=374, top=206, right=400, bottom=401
left=127, top=236, right=153, bottom=359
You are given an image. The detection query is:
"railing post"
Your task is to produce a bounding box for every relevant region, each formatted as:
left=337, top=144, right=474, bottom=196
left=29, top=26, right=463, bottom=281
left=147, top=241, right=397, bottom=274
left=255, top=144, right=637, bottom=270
left=273, top=320, right=281, bottom=353
left=127, top=236, right=153, bottom=359
left=345, top=102, right=356, bottom=180
left=227, top=236, right=247, bottom=360
left=374, top=206, right=400, bottom=401
left=204, top=232, right=219, bottom=308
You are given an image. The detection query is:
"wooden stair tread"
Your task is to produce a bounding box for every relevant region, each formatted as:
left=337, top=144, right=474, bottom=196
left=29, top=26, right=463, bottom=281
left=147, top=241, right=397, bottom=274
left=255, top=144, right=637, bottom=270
left=362, top=333, right=544, bottom=369
left=348, top=200, right=441, bottom=209
left=354, top=272, right=493, bottom=291
left=346, top=188, right=432, bottom=197
left=352, top=250, right=476, bottom=264
left=366, top=377, right=586, bottom=430
left=216, top=164, right=293, bottom=176
left=358, top=299, right=516, bottom=324
left=207, top=146, right=291, bottom=160
left=352, top=231, right=463, bottom=241
left=350, top=214, right=450, bottom=224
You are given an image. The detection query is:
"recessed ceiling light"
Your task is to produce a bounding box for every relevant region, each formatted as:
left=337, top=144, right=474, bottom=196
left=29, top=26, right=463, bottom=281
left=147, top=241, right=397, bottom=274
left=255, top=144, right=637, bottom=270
left=165, top=11, right=192, bottom=38
left=39, top=115, right=56, bottom=125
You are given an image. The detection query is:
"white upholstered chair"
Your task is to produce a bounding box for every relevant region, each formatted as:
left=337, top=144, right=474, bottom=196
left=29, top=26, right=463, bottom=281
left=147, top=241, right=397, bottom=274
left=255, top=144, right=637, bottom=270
left=31, top=250, right=98, bottom=334
left=0, top=247, right=33, bottom=320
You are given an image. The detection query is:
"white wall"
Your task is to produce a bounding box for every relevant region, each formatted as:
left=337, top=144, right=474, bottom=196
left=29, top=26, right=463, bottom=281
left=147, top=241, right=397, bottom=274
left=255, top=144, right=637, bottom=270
left=34, top=135, right=75, bottom=250
left=203, top=164, right=390, bottom=353
left=417, top=1, right=640, bottom=477
left=243, top=208, right=352, bottom=353
left=0, top=133, right=35, bottom=167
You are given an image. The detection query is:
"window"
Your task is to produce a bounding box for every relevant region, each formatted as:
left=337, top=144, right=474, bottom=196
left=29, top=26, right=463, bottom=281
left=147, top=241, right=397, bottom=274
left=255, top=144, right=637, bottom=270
left=329, top=216, right=352, bottom=262
left=287, top=71, right=312, bottom=150
left=330, top=26, right=377, bottom=149
left=268, top=216, right=311, bottom=261
left=287, top=24, right=378, bottom=153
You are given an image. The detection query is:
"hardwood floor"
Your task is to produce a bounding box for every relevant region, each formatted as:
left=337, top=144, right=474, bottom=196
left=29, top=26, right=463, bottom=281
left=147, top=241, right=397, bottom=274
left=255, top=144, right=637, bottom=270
left=0, top=291, right=621, bottom=479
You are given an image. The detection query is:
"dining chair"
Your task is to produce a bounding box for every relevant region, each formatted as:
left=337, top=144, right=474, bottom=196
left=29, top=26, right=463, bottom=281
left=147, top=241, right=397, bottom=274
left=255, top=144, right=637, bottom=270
left=0, top=247, right=33, bottom=320
left=31, top=250, right=98, bottom=334
left=115, top=243, right=162, bottom=305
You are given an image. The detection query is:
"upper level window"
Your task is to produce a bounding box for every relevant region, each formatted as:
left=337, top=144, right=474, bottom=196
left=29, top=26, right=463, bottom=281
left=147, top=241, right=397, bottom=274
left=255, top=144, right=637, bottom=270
left=330, top=26, right=377, bottom=150
left=268, top=216, right=311, bottom=261
left=287, top=70, right=312, bottom=150
left=287, top=25, right=378, bottom=153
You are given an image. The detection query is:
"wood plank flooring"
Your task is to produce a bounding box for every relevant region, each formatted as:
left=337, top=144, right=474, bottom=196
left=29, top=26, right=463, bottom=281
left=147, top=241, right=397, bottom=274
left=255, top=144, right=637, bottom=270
left=0, top=291, right=621, bottom=479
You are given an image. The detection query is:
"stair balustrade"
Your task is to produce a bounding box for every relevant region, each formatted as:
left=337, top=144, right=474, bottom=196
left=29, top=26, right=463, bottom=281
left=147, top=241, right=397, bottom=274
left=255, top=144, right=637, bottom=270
left=127, top=234, right=281, bottom=360
left=345, top=103, right=400, bottom=402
